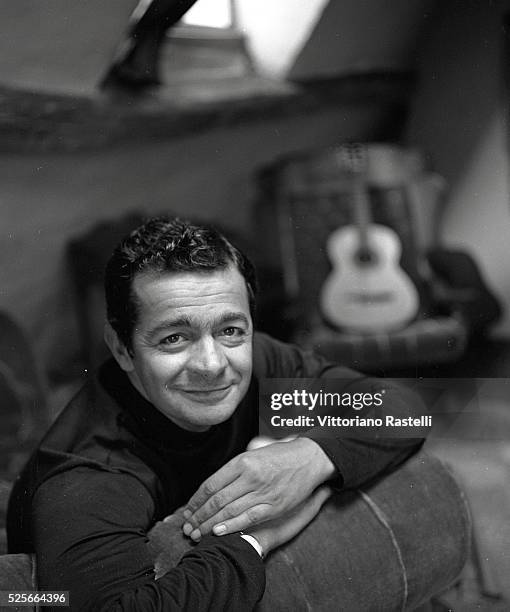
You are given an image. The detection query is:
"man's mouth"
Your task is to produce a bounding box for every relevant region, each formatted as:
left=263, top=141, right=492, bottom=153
left=178, top=385, right=234, bottom=402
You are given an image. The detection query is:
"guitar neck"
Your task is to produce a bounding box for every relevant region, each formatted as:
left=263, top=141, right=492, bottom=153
left=351, top=179, right=372, bottom=253
left=335, top=144, right=372, bottom=254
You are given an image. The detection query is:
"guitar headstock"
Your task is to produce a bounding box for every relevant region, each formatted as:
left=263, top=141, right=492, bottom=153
left=332, top=143, right=372, bottom=248
left=334, top=143, right=368, bottom=177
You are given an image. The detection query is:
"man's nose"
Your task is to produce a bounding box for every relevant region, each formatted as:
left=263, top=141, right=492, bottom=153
left=188, top=337, right=228, bottom=377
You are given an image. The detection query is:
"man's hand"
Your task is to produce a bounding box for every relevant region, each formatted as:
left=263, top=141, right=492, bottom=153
left=180, top=437, right=336, bottom=541
left=247, top=484, right=332, bottom=557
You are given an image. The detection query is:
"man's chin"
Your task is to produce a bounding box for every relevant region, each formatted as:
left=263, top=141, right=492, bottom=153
left=177, top=401, right=238, bottom=432
left=169, top=387, right=241, bottom=431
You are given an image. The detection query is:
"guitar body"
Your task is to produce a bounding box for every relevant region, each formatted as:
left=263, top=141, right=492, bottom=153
left=320, top=223, right=419, bottom=332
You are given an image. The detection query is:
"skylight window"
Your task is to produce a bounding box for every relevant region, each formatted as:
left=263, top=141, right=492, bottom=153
left=182, top=0, right=233, bottom=29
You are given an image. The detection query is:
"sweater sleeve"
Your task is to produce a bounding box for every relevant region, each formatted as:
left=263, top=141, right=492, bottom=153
left=32, top=468, right=264, bottom=612
left=302, top=379, right=427, bottom=489
left=253, top=332, right=427, bottom=489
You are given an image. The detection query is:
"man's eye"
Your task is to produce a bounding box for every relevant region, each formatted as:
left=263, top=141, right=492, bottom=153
left=161, top=334, right=184, bottom=345
left=222, top=327, right=243, bottom=337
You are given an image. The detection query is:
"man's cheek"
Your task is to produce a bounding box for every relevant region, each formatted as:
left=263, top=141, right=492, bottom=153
left=239, top=343, right=253, bottom=370
left=227, top=345, right=251, bottom=372
left=152, top=355, right=184, bottom=381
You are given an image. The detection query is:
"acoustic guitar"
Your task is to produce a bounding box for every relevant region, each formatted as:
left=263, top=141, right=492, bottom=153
left=320, top=144, right=419, bottom=333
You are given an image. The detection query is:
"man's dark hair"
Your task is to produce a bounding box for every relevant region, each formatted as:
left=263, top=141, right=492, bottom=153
left=104, top=216, right=257, bottom=351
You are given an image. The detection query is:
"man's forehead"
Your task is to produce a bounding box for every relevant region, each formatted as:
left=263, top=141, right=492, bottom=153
left=132, top=266, right=251, bottom=317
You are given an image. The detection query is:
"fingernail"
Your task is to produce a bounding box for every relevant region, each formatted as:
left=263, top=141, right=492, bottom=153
left=191, top=529, right=201, bottom=542
left=163, top=516, right=172, bottom=523
left=183, top=522, right=193, bottom=536
left=213, top=524, right=227, bottom=535
left=183, top=509, right=192, bottom=520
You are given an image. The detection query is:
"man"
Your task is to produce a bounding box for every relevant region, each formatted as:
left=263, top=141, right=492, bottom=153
left=7, top=216, right=425, bottom=610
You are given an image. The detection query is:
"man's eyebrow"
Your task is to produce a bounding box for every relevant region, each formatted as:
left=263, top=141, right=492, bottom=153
left=211, top=312, right=250, bottom=328
left=146, top=315, right=194, bottom=339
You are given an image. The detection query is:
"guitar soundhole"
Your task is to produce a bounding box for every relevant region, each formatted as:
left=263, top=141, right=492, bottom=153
left=355, top=248, right=377, bottom=266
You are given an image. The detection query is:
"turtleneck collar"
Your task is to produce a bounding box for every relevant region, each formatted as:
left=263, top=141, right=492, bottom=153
left=98, top=358, right=221, bottom=450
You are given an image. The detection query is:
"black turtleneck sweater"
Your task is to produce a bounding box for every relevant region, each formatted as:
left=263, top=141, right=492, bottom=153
left=7, top=332, right=424, bottom=611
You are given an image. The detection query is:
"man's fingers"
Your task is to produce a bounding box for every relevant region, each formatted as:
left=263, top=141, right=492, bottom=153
left=211, top=503, right=272, bottom=537
left=184, top=501, right=272, bottom=542
left=183, top=440, right=329, bottom=543
left=185, top=476, right=250, bottom=528
left=206, top=487, right=332, bottom=541
left=184, top=462, right=241, bottom=520
left=184, top=450, right=273, bottom=529
left=184, top=490, right=266, bottom=539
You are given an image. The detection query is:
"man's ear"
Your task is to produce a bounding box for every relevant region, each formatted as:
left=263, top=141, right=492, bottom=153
left=104, top=322, right=134, bottom=372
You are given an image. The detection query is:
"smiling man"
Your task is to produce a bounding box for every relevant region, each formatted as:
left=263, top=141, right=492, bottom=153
left=111, top=265, right=254, bottom=432
left=7, top=216, right=425, bottom=611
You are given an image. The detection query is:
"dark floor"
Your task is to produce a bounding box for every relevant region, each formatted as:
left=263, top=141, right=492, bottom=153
left=426, top=408, right=510, bottom=606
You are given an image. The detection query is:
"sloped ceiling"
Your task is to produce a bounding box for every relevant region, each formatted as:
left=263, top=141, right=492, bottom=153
left=0, top=0, right=138, bottom=95
left=289, top=0, right=440, bottom=80
left=239, top=0, right=438, bottom=80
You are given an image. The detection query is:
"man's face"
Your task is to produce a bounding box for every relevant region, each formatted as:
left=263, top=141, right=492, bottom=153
left=118, top=265, right=253, bottom=432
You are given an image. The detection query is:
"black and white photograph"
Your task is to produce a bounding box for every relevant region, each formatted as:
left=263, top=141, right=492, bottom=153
left=0, top=1, right=510, bottom=610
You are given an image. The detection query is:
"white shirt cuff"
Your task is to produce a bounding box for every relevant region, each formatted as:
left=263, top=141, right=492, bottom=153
left=239, top=532, right=264, bottom=559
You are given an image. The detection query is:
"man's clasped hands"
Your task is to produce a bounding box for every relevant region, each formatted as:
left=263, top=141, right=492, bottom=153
left=165, top=436, right=335, bottom=557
